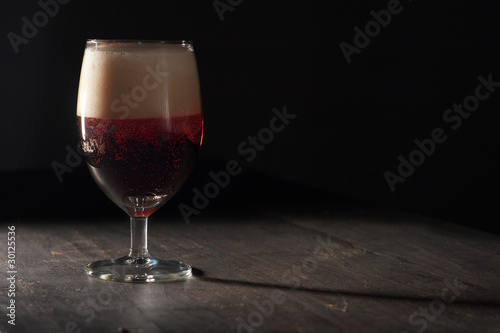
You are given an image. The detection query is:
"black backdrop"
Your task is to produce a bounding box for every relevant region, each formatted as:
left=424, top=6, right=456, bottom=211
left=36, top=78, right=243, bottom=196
left=1, top=0, right=499, bottom=232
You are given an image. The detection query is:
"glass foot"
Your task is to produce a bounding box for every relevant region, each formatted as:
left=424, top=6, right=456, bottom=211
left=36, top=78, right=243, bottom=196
left=85, top=256, right=192, bottom=282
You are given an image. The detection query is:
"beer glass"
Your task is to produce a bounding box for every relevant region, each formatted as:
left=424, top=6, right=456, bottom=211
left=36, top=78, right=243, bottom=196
left=77, top=40, right=203, bottom=282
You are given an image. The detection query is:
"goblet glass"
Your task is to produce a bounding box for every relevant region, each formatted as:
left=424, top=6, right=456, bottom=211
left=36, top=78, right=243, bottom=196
left=77, top=39, right=203, bottom=282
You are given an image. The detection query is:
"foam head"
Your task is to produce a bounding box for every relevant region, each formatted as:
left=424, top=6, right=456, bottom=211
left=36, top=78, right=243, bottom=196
left=77, top=40, right=201, bottom=119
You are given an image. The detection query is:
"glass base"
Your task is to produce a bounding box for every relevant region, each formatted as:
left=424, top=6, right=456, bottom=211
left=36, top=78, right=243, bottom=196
left=85, top=256, right=192, bottom=283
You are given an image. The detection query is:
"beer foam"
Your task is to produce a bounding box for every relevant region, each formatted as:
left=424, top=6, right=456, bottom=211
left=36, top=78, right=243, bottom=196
left=77, top=41, right=201, bottom=119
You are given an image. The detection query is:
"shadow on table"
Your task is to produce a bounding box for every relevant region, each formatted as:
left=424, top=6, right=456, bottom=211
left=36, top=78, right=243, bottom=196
left=191, top=268, right=500, bottom=307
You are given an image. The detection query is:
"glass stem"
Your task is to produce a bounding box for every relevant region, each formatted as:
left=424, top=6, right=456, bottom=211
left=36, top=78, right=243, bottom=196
left=129, top=217, right=150, bottom=258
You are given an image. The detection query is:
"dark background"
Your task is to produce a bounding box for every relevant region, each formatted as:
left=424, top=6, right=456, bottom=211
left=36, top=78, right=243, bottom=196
left=1, top=1, right=499, bottom=232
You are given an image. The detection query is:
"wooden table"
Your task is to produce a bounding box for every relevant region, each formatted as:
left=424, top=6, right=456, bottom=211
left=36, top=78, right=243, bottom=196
left=1, top=200, right=499, bottom=333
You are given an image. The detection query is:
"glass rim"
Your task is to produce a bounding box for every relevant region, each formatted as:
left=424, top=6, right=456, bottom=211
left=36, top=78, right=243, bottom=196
left=86, top=39, right=193, bottom=45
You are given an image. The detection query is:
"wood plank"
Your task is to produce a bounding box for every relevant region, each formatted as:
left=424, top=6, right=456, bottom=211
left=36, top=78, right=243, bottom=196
left=0, top=207, right=499, bottom=333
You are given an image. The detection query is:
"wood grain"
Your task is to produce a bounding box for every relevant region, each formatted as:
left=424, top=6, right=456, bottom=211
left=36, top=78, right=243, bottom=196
left=0, top=206, right=499, bottom=333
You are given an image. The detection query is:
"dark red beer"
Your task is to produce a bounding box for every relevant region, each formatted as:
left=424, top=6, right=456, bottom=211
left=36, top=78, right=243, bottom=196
left=78, top=113, right=203, bottom=217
